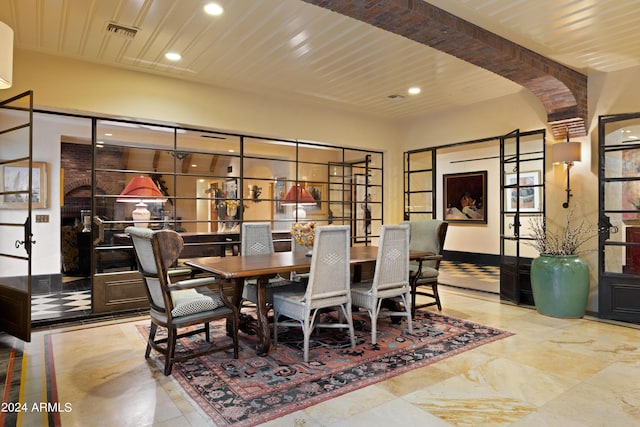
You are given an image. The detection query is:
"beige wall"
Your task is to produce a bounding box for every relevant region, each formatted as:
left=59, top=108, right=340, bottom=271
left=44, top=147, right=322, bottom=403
left=397, top=65, right=640, bottom=312
left=5, top=48, right=640, bottom=312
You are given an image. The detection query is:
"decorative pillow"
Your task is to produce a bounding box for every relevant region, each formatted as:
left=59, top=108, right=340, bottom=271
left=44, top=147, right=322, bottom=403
left=170, top=289, right=225, bottom=317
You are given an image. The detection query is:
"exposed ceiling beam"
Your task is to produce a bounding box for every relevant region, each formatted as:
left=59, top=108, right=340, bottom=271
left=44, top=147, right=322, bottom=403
left=302, top=0, right=588, bottom=138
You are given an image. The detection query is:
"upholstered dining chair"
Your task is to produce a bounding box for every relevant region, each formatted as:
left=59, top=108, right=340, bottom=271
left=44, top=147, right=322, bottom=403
left=405, top=219, right=448, bottom=316
left=126, top=227, right=239, bottom=375
left=272, top=225, right=356, bottom=362
left=351, top=224, right=412, bottom=344
left=240, top=223, right=304, bottom=307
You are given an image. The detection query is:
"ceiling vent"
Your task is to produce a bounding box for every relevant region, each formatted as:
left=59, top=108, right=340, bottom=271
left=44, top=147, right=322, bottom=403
left=387, top=94, right=405, bottom=100
left=106, top=22, right=138, bottom=39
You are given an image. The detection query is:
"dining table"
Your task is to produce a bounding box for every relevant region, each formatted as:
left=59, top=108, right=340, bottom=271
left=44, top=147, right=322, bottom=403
left=185, top=246, right=439, bottom=356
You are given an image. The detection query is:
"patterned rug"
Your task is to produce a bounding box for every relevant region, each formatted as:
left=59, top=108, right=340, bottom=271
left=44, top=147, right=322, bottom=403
left=137, top=310, right=512, bottom=426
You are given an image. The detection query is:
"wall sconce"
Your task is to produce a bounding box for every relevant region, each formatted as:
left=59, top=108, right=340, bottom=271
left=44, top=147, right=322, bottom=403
left=0, top=21, right=14, bottom=89
left=551, top=132, right=581, bottom=208
left=280, top=185, right=316, bottom=219
left=117, top=176, right=167, bottom=227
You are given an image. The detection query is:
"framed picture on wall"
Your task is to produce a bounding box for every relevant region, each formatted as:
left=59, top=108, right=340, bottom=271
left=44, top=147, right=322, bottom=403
left=505, top=170, right=541, bottom=213
left=0, top=161, right=48, bottom=209
left=443, top=171, right=487, bottom=224
left=305, top=182, right=328, bottom=216
left=223, top=179, right=238, bottom=200
left=273, top=177, right=287, bottom=217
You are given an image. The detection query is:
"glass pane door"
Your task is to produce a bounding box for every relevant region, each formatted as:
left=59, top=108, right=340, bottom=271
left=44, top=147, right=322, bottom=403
left=599, top=113, right=640, bottom=321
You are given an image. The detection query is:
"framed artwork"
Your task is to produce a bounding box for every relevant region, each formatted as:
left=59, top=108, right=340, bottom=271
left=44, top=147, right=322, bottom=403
left=273, top=177, right=287, bottom=215
left=353, top=174, right=371, bottom=241
left=622, top=149, right=640, bottom=224
left=443, top=171, right=487, bottom=224
left=0, top=161, right=48, bottom=209
left=223, top=179, right=238, bottom=200
left=305, top=182, right=328, bottom=216
left=505, top=170, right=541, bottom=213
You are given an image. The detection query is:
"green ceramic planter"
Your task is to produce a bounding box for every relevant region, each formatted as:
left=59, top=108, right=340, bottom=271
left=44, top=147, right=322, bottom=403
left=530, top=254, right=590, bottom=318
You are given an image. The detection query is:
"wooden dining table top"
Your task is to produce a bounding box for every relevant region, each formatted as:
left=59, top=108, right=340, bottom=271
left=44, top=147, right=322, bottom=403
left=184, top=246, right=439, bottom=280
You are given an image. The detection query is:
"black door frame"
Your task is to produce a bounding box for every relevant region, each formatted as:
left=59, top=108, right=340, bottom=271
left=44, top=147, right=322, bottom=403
left=598, top=112, right=640, bottom=322
left=0, top=90, right=35, bottom=342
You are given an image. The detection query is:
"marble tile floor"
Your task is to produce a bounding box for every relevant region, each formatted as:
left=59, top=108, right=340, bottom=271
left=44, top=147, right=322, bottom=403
left=9, top=287, right=639, bottom=427
left=438, top=261, right=500, bottom=295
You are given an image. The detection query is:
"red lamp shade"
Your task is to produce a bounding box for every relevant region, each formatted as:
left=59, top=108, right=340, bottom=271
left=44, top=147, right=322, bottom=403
left=116, top=176, right=166, bottom=203
left=281, top=185, right=316, bottom=206
left=117, top=176, right=166, bottom=228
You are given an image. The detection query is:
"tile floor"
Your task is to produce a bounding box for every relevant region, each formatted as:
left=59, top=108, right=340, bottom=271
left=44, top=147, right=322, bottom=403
left=11, top=286, right=640, bottom=426
left=31, top=290, right=92, bottom=322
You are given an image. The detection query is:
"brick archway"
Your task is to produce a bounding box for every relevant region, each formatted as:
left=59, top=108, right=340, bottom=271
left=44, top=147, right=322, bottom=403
left=64, top=177, right=118, bottom=197
left=302, top=0, right=587, bottom=138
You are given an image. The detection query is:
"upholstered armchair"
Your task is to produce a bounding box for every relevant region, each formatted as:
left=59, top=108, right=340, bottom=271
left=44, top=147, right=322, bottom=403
left=126, top=227, right=239, bottom=375
left=404, top=219, right=448, bottom=315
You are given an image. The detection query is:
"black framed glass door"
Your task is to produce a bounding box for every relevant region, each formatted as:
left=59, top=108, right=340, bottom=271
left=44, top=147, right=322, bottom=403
left=598, top=113, right=640, bottom=322
left=500, top=129, right=546, bottom=305
left=0, top=90, right=34, bottom=341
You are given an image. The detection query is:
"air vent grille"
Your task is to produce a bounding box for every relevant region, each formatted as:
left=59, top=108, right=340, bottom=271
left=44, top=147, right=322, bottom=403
left=106, top=22, right=138, bottom=39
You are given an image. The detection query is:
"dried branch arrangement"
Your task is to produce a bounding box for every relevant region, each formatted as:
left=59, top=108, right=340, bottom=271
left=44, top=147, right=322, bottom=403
left=525, top=208, right=597, bottom=256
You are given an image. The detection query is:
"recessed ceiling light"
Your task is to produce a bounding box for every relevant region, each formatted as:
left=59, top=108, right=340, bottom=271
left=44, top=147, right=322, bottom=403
left=204, top=3, right=224, bottom=16
left=165, top=52, right=181, bottom=61
left=408, top=87, right=421, bottom=95
left=104, top=133, right=112, bottom=136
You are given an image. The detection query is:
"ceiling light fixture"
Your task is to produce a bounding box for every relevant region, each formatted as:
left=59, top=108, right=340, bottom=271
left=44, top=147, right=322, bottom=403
left=165, top=52, right=181, bottom=61
left=408, top=87, right=421, bottom=95
left=204, top=3, right=224, bottom=16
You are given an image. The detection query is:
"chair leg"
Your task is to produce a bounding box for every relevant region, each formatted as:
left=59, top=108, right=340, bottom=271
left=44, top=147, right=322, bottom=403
left=165, top=327, right=177, bottom=375
left=411, top=282, right=417, bottom=317
left=404, top=293, right=413, bottom=335
left=344, top=304, right=356, bottom=349
left=303, top=317, right=312, bottom=363
left=145, top=322, right=157, bottom=359
left=273, top=311, right=279, bottom=346
left=205, top=322, right=210, bottom=342
left=368, top=309, right=377, bottom=345
left=432, top=282, right=442, bottom=311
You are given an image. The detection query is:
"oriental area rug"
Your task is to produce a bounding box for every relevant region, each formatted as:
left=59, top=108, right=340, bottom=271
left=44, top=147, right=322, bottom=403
left=138, top=310, right=512, bottom=427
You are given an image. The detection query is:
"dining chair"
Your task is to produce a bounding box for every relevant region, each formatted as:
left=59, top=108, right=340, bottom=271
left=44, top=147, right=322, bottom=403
left=126, top=226, right=239, bottom=375
left=404, top=219, right=448, bottom=315
left=272, top=225, right=356, bottom=362
left=290, top=239, right=311, bottom=283
left=241, top=223, right=304, bottom=306
left=351, top=224, right=412, bottom=344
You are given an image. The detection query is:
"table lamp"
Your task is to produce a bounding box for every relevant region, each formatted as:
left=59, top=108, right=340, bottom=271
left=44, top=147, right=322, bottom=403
left=280, top=184, right=316, bottom=219
left=117, top=176, right=166, bottom=227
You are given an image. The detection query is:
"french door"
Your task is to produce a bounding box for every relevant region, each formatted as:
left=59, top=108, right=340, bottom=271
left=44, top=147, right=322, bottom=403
left=598, top=113, right=640, bottom=322
left=500, top=129, right=546, bottom=305
left=0, top=90, right=35, bottom=342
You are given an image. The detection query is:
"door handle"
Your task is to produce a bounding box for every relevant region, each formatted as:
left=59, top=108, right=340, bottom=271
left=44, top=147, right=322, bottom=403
left=599, top=215, right=619, bottom=240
